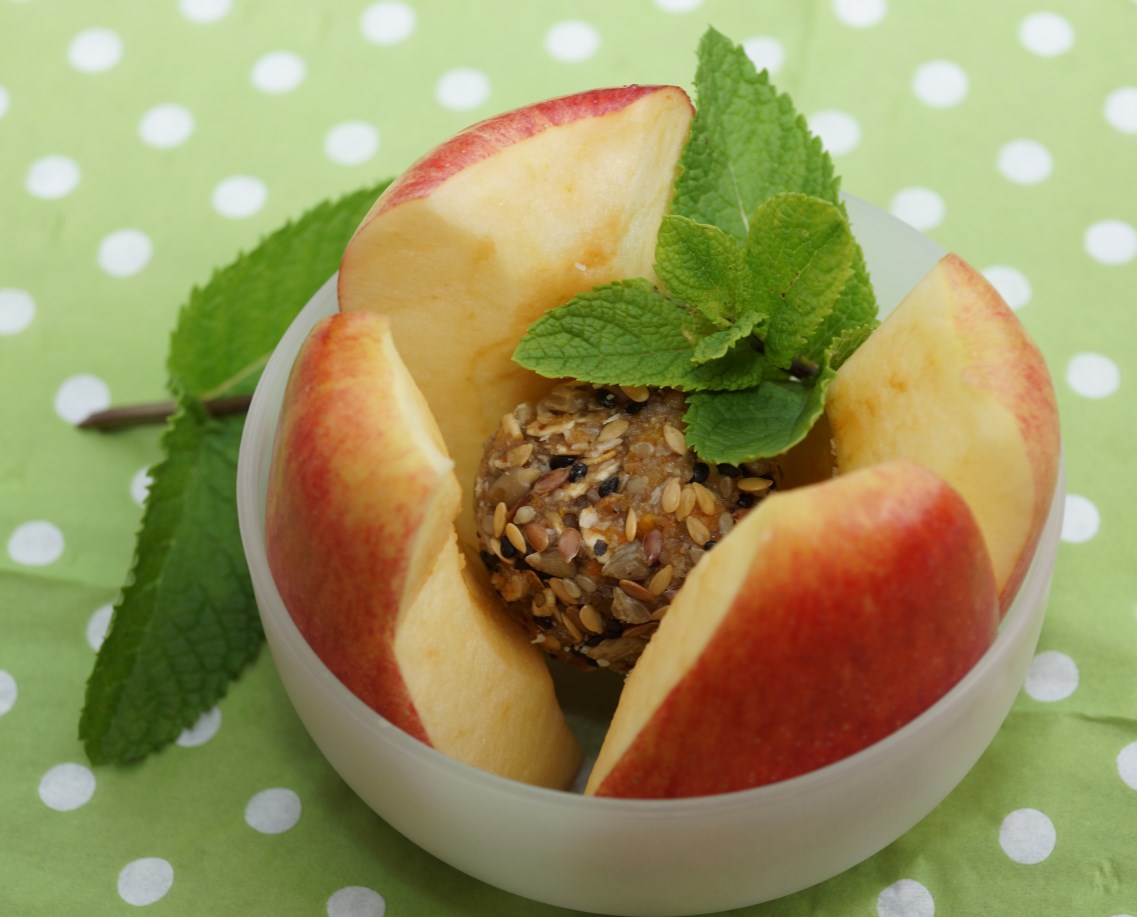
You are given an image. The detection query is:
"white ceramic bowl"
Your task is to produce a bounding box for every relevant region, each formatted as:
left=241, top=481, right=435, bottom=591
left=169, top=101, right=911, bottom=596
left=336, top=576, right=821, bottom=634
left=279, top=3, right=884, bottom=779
left=236, top=196, right=1064, bottom=917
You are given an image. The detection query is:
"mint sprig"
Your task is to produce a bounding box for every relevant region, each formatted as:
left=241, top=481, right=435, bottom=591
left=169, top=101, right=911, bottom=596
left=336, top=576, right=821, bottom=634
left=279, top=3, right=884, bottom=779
left=80, top=182, right=387, bottom=764
left=513, top=28, right=878, bottom=465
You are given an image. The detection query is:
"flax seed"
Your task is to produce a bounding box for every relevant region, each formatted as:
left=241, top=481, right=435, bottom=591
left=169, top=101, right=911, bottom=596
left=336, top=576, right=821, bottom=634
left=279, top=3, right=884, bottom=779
left=558, top=527, right=581, bottom=563
left=621, top=384, right=650, bottom=403
left=642, top=528, right=664, bottom=565
left=619, top=578, right=656, bottom=603
left=738, top=476, right=774, bottom=494
left=524, top=521, right=550, bottom=552
left=579, top=604, right=605, bottom=634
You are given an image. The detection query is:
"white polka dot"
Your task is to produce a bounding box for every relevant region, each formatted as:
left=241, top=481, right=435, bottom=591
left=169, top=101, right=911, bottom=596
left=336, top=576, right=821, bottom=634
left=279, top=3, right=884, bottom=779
left=997, top=139, right=1052, bottom=184
left=324, top=121, right=381, bottom=166
left=1085, top=220, right=1137, bottom=265
left=982, top=265, right=1032, bottom=310
left=999, top=808, right=1056, bottom=864
left=1019, top=11, right=1074, bottom=57
left=832, top=0, right=887, bottom=28
left=0, top=85, right=9, bottom=119
left=131, top=467, right=153, bottom=506
left=1118, top=742, right=1137, bottom=791
left=118, top=858, right=174, bottom=906
left=8, top=520, right=65, bottom=567
left=0, top=670, right=16, bottom=716
left=1066, top=352, right=1120, bottom=399
left=97, top=229, right=153, bottom=277
left=912, top=60, right=968, bottom=108
left=435, top=68, right=491, bottom=111
left=545, top=20, right=600, bottom=63
left=68, top=28, right=123, bottom=73
left=327, top=886, right=388, bottom=917
left=251, top=51, right=306, bottom=94
left=179, top=0, right=231, bottom=22
left=876, top=878, right=935, bottom=917
left=360, top=2, right=416, bottom=45
left=653, top=0, right=703, bottom=9
left=212, top=176, right=267, bottom=219
left=177, top=707, right=222, bottom=747
left=139, top=104, right=195, bottom=149
left=1023, top=650, right=1079, bottom=701
left=1105, top=87, right=1137, bottom=134
left=54, top=374, right=111, bottom=424
left=889, top=187, right=945, bottom=231
left=245, top=787, right=301, bottom=834
left=26, top=155, right=81, bottom=199
left=808, top=110, right=862, bottom=156
left=1061, top=494, right=1099, bottom=544
left=742, top=36, right=785, bottom=75
left=87, top=604, right=114, bottom=651
left=38, top=762, right=96, bottom=811
left=0, top=288, right=35, bottom=334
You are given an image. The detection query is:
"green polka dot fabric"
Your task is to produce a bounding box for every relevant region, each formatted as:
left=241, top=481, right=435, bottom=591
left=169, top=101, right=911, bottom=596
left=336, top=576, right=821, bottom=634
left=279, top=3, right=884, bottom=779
left=2, top=0, right=1134, bottom=914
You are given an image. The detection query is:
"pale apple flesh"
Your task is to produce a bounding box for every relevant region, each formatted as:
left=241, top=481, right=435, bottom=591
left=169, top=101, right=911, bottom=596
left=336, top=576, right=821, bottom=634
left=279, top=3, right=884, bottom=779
left=585, top=461, right=1000, bottom=799
left=265, top=311, right=581, bottom=788
left=826, top=253, right=1060, bottom=612
left=337, top=84, right=695, bottom=543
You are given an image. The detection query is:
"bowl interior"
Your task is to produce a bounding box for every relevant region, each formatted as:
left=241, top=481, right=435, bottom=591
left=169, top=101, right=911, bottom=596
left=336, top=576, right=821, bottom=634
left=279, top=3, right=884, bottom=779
left=235, top=195, right=1063, bottom=916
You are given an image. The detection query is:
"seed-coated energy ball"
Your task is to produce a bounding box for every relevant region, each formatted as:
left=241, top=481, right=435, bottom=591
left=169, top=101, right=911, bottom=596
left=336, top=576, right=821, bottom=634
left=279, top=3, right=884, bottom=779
left=473, top=381, right=781, bottom=673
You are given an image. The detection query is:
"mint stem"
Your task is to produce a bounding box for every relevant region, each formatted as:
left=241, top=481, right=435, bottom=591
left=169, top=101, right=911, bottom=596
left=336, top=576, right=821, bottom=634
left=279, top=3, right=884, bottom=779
left=77, top=394, right=253, bottom=431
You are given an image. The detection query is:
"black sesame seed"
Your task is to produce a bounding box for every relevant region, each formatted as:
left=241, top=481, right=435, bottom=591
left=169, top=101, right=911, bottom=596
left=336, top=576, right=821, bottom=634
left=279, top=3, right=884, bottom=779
left=625, top=400, right=646, bottom=414
left=567, top=461, right=587, bottom=483
left=690, top=461, right=710, bottom=484
left=584, top=634, right=606, bottom=647
left=533, top=615, right=555, bottom=629
left=593, top=539, right=608, bottom=556
left=596, top=389, right=616, bottom=408
left=598, top=475, right=620, bottom=497
left=500, top=538, right=518, bottom=558
left=703, top=539, right=717, bottom=551
left=479, top=550, right=500, bottom=572
left=737, top=493, right=757, bottom=509
left=604, top=619, right=624, bottom=637
left=717, top=463, right=741, bottom=477
left=549, top=454, right=576, bottom=469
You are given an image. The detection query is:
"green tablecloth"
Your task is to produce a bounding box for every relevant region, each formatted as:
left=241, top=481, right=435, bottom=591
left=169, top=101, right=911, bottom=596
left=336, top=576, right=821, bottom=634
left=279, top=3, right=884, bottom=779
left=3, top=1, right=1135, bottom=914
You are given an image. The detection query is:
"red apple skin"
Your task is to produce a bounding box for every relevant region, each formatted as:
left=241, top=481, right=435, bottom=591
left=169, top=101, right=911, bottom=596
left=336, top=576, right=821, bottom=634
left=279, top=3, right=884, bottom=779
left=589, top=462, right=1000, bottom=799
left=265, top=312, right=456, bottom=743
left=360, top=85, right=683, bottom=218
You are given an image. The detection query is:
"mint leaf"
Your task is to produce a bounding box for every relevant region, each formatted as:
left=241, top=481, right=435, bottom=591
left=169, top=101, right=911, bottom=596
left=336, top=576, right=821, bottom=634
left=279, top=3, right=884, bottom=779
left=691, top=311, right=761, bottom=365
left=514, top=279, right=767, bottom=392
left=168, top=182, right=388, bottom=398
left=80, top=398, right=253, bottom=763
left=801, top=243, right=877, bottom=365
left=513, top=279, right=712, bottom=387
left=746, top=192, right=855, bottom=370
left=81, top=182, right=387, bottom=765
left=654, top=215, right=744, bottom=329
left=684, top=375, right=829, bottom=465
left=673, top=27, right=840, bottom=242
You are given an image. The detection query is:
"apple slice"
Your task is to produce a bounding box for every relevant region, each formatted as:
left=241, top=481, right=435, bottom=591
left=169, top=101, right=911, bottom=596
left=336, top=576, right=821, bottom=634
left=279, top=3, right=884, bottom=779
left=265, top=310, right=581, bottom=788
left=338, top=84, right=694, bottom=539
left=585, top=461, right=999, bottom=798
left=826, top=253, right=1060, bottom=611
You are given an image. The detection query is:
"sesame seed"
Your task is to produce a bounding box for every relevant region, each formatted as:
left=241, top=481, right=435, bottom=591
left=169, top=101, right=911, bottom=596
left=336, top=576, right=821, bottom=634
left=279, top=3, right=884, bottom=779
left=686, top=515, right=712, bottom=546
left=579, top=604, right=605, bottom=634
left=621, top=384, right=650, bottom=403
left=504, top=522, right=527, bottom=554
left=738, top=477, right=774, bottom=494
left=663, top=424, right=687, bottom=456
left=492, top=501, right=507, bottom=538
left=625, top=508, right=638, bottom=542
left=598, top=418, right=630, bottom=442
left=692, top=481, right=717, bottom=515
left=676, top=486, right=697, bottom=521
left=648, top=564, right=674, bottom=596
left=660, top=477, right=682, bottom=514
